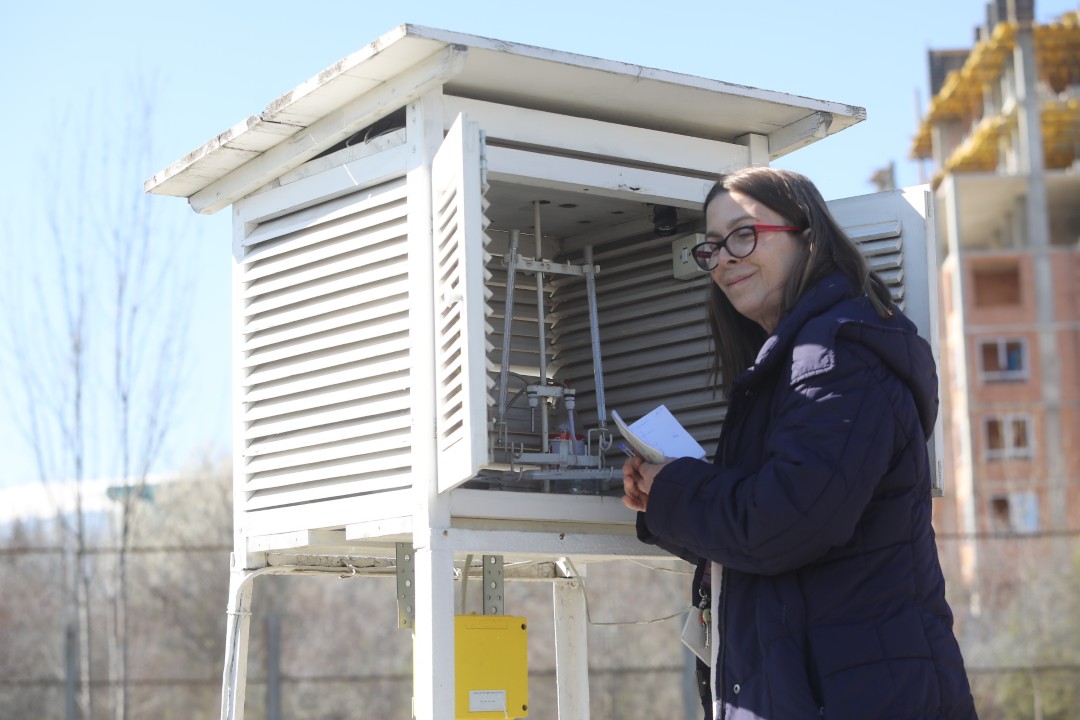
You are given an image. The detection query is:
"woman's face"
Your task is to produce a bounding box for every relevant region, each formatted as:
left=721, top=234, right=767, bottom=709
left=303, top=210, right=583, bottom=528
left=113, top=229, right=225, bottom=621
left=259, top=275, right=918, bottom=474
left=704, top=190, right=805, bottom=333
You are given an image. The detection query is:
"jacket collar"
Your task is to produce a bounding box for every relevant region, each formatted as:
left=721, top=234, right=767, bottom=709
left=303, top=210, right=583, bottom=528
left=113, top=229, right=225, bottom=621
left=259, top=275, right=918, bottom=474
left=734, top=273, right=857, bottom=391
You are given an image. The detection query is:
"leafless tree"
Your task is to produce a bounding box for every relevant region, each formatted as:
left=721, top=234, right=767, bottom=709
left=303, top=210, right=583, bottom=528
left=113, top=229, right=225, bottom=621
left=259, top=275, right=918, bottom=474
left=4, top=109, right=97, bottom=718
left=952, top=533, right=1080, bottom=720
left=125, top=454, right=232, bottom=719
left=988, top=537, right=1080, bottom=719
left=0, top=519, right=68, bottom=717
left=0, top=455, right=232, bottom=719
left=2, top=82, right=192, bottom=720
left=101, top=80, right=191, bottom=720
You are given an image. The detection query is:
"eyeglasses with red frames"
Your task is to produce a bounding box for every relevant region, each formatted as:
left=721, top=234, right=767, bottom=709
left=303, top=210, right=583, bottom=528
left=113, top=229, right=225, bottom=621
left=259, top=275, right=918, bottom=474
left=690, top=224, right=804, bottom=270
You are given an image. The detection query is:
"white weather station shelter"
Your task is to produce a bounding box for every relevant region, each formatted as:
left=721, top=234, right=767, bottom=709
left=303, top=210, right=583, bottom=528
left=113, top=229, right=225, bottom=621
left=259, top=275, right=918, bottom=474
left=146, top=24, right=940, bottom=720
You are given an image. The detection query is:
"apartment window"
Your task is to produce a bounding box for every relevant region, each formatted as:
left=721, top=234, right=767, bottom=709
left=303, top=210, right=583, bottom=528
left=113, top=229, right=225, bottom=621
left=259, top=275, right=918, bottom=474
left=984, top=414, right=1033, bottom=460
left=978, top=338, right=1028, bottom=382
left=972, top=263, right=1021, bottom=307
left=989, top=491, right=1039, bottom=533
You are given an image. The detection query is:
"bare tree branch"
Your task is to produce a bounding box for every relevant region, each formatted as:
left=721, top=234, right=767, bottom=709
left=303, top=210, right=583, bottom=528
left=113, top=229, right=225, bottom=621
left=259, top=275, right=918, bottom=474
left=1, top=81, right=194, bottom=720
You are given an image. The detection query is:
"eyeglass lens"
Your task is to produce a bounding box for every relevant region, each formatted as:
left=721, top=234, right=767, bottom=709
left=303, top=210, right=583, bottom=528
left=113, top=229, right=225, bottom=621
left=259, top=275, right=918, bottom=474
left=691, top=227, right=758, bottom=270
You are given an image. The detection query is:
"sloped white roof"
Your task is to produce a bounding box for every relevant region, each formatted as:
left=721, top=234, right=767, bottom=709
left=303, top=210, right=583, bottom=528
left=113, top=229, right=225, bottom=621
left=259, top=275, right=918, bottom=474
left=145, top=24, right=865, bottom=214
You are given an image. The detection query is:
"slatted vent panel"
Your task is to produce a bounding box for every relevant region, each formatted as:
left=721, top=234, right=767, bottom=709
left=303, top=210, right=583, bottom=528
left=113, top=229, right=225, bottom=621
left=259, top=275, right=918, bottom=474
left=433, top=116, right=495, bottom=492
left=239, top=177, right=413, bottom=512
left=550, top=236, right=720, bottom=455
left=549, top=216, right=909, bottom=461
left=848, top=220, right=905, bottom=310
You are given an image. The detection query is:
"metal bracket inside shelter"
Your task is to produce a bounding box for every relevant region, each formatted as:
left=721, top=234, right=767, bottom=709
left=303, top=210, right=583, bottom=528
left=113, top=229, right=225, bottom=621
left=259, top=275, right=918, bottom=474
left=490, top=221, right=619, bottom=493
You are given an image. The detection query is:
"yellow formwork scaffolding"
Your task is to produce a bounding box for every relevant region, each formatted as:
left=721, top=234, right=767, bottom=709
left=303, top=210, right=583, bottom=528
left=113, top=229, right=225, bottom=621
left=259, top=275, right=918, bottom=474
left=911, top=11, right=1080, bottom=174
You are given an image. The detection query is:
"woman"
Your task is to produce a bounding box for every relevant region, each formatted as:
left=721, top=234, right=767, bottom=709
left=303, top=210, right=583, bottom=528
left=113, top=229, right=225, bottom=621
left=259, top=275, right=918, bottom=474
left=623, top=167, right=977, bottom=719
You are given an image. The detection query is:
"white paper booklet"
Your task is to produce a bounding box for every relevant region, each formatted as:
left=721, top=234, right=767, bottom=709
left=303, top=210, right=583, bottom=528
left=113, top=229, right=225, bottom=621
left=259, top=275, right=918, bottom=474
left=611, top=405, right=707, bottom=464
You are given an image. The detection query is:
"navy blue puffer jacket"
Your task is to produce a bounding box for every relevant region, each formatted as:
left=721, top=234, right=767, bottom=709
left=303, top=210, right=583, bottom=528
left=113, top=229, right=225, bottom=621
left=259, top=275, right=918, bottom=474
left=641, top=274, right=977, bottom=719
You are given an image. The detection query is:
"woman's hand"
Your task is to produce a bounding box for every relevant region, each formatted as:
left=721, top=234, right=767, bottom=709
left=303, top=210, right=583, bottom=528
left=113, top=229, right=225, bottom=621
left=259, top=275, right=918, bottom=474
left=622, top=455, right=669, bottom=512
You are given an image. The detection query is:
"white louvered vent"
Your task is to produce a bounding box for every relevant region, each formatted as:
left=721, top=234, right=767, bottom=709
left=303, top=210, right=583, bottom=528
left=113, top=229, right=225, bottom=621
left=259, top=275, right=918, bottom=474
left=546, top=201, right=919, bottom=465
left=847, top=220, right=905, bottom=310
left=433, top=115, right=495, bottom=493
left=239, top=177, right=413, bottom=513
left=483, top=260, right=549, bottom=454
left=549, top=236, right=720, bottom=456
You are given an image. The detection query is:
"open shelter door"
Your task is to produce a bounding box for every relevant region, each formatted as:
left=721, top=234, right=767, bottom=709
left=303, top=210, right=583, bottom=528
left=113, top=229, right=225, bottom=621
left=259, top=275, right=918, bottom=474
left=432, top=114, right=495, bottom=493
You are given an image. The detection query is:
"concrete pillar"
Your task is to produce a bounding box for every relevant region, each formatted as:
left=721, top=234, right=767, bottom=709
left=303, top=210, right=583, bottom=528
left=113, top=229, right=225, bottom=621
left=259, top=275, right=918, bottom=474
left=1014, top=24, right=1067, bottom=531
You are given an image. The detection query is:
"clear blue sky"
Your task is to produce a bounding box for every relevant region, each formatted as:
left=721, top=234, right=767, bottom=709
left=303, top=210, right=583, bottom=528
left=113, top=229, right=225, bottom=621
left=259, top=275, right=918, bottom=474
left=1, top=0, right=1076, bottom=488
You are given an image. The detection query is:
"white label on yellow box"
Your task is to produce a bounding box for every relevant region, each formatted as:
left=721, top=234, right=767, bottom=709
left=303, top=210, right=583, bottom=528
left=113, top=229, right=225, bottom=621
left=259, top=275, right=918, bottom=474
left=469, top=690, right=507, bottom=712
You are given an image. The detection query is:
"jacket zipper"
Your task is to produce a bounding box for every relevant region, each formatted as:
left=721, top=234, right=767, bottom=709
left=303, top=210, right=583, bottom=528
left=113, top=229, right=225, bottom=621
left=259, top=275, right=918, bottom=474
left=717, top=565, right=729, bottom=718
left=715, top=387, right=752, bottom=718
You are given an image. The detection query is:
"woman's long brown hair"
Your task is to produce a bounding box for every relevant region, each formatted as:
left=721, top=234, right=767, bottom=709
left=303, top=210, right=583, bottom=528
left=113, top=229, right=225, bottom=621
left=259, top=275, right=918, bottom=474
left=704, top=167, right=893, bottom=394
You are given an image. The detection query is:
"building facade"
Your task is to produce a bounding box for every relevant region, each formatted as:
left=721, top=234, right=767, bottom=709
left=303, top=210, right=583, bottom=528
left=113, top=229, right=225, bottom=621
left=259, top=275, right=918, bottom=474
left=912, top=1, right=1080, bottom=611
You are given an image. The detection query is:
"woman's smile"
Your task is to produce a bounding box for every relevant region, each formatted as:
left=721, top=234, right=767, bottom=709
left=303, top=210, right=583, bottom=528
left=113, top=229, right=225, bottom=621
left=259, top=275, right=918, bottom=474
left=704, top=191, right=804, bottom=333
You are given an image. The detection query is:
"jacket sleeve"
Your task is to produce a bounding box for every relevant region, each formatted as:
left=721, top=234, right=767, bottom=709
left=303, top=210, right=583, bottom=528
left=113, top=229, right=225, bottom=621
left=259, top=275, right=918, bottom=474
left=643, top=343, right=904, bottom=576
left=635, top=511, right=703, bottom=566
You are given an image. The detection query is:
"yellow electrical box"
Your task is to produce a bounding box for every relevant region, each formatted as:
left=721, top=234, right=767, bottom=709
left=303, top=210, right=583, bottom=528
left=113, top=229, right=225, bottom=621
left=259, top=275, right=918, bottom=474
left=454, top=615, right=529, bottom=719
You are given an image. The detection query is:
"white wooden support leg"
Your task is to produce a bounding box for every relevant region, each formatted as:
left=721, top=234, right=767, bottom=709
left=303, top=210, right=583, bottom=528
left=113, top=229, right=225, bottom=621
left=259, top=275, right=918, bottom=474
left=553, top=578, right=590, bottom=720
left=413, top=545, right=456, bottom=720
left=220, top=568, right=254, bottom=720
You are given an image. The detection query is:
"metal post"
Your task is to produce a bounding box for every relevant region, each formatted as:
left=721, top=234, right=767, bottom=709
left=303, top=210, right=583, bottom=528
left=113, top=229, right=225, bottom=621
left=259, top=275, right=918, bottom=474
left=583, top=246, right=607, bottom=428
left=266, top=613, right=281, bottom=720
left=553, top=578, right=590, bottom=719
left=681, top=650, right=699, bottom=720
left=221, top=565, right=255, bottom=720
left=412, top=543, right=456, bottom=720
left=497, top=230, right=521, bottom=438
left=406, top=89, right=455, bottom=720
left=65, top=622, right=77, bottom=720
left=534, top=201, right=550, bottom=453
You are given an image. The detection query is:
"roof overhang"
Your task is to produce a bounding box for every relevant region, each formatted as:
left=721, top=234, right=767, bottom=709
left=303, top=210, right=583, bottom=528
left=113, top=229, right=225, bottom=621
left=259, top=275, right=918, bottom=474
left=145, top=24, right=866, bottom=215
